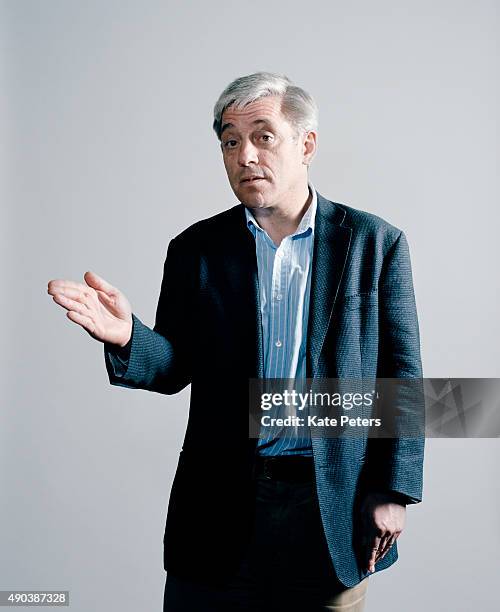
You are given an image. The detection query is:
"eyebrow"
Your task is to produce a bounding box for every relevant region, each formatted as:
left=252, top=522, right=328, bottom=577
left=220, top=119, right=274, bottom=136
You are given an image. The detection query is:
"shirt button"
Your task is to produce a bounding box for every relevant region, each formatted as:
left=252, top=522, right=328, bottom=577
left=275, top=340, right=282, bottom=348
left=276, top=294, right=283, bottom=301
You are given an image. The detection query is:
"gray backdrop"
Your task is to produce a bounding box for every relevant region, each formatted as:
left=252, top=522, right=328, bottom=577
left=2, top=1, right=499, bottom=610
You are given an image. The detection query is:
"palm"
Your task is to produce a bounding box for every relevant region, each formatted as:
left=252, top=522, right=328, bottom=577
left=47, top=271, right=133, bottom=347
left=89, top=287, right=132, bottom=344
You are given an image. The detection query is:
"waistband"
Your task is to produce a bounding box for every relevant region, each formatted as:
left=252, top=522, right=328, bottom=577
left=252, top=455, right=315, bottom=483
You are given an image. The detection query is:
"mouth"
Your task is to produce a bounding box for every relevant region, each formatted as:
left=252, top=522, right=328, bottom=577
left=240, top=177, right=265, bottom=184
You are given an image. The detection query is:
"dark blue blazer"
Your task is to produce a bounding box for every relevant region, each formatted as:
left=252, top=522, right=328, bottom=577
left=104, top=191, right=424, bottom=587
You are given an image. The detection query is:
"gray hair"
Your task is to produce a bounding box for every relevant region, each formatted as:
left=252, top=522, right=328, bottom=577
left=212, top=71, right=318, bottom=140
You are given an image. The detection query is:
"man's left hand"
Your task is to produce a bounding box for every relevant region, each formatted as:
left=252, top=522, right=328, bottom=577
left=360, top=492, right=406, bottom=573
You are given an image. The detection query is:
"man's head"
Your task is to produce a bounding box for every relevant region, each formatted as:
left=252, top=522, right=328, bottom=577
left=213, top=72, right=318, bottom=210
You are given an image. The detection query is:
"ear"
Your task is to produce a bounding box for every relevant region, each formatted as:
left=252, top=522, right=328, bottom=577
left=302, top=131, right=317, bottom=166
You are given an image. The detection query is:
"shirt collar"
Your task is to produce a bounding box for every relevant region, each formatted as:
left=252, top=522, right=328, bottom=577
left=245, top=183, right=317, bottom=237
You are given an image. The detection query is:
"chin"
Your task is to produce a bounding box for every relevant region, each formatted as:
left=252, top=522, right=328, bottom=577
left=235, top=185, right=272, bottom=208
left=239, top=195, right=269, bottom=209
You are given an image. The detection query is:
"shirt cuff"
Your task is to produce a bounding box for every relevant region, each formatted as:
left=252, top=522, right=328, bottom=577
left=103, top=317, right=134, bottom=377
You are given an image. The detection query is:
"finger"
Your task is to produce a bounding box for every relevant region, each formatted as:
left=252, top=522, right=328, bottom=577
left=380, top=533, right=399, bottom=560
left=84, top=271, right=116, bottom=295
left=367, top=535, right=382, bottom=572
left=66, top=309, right=97, bottom=335
left=378, top=534, right=398, bottom=561
left=48, top=280, right=91, bottom=296
left=374, top=534, right=389, bottom=561
left=375, top=534, right=392, bottom=562
left=96, top=290, right=116, bottom=306
left=48, top=280, right=64, bottom=294
left=53, top=286, right=95, bottom=304
left=52, top=293, right=91, bottom=314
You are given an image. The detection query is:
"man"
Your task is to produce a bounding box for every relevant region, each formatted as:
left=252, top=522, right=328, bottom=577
left=48, top=72, right=424, bottom=611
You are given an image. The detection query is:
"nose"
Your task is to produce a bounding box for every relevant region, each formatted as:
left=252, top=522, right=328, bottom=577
left=238, top=139, right=259, bottom=167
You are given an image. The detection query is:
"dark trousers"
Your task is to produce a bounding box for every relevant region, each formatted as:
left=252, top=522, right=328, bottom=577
left=163, top=457, right=354, bottom=611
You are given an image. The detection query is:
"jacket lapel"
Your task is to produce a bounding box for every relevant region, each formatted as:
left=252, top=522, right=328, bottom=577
left=218, top=205, right=264, bottom=379
left=307, top=192, right=352, bottom=377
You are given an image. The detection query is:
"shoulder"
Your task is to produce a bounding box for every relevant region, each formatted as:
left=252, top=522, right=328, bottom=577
left=339, top=201, right=401, bottom=236
left=318, top=193, right=404, bottom=250
left=169, top=204, right=245, bottom=248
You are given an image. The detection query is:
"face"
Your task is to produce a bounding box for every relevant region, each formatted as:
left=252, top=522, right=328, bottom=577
left=220, top=96, right=316, bottom=209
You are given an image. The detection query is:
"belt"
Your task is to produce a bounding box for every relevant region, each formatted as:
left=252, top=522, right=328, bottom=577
left=253, top=455, right=315, bottom=483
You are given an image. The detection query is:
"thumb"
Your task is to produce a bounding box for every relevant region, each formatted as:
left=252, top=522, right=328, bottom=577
left=84, top=270, right=116, bottom=295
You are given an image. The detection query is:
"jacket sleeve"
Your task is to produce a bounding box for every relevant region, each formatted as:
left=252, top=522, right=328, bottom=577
left=103, top=236, right=193, bottom=395
left=365, top=230, right=425, bottom=504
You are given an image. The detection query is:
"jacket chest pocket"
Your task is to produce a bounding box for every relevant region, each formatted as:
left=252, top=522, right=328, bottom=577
left=336, top=290, right=378, bottom=312
left=326, top=292, right=379, bottom=378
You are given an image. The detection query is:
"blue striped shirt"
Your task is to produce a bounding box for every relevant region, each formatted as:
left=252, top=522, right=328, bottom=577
left=245, top=184, right=317, bottom=456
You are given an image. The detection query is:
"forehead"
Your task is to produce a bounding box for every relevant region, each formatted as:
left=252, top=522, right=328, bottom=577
left=221, top=96, right=287, bottom=132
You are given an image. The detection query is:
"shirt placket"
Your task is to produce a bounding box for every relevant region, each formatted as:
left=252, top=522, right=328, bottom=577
left=271, top=238, right=290, bottom=367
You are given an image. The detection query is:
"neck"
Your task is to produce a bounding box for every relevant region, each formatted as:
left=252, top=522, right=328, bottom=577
left=250, top=182, right=312, bottom=246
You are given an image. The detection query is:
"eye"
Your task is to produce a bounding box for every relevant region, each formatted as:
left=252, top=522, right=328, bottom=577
left=260, top=134, right=273, bottom=143
left=223, top=139, right=238, bottom=149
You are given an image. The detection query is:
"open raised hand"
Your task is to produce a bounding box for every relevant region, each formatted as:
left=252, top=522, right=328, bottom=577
left=47, top=271, right=133, bottom=347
